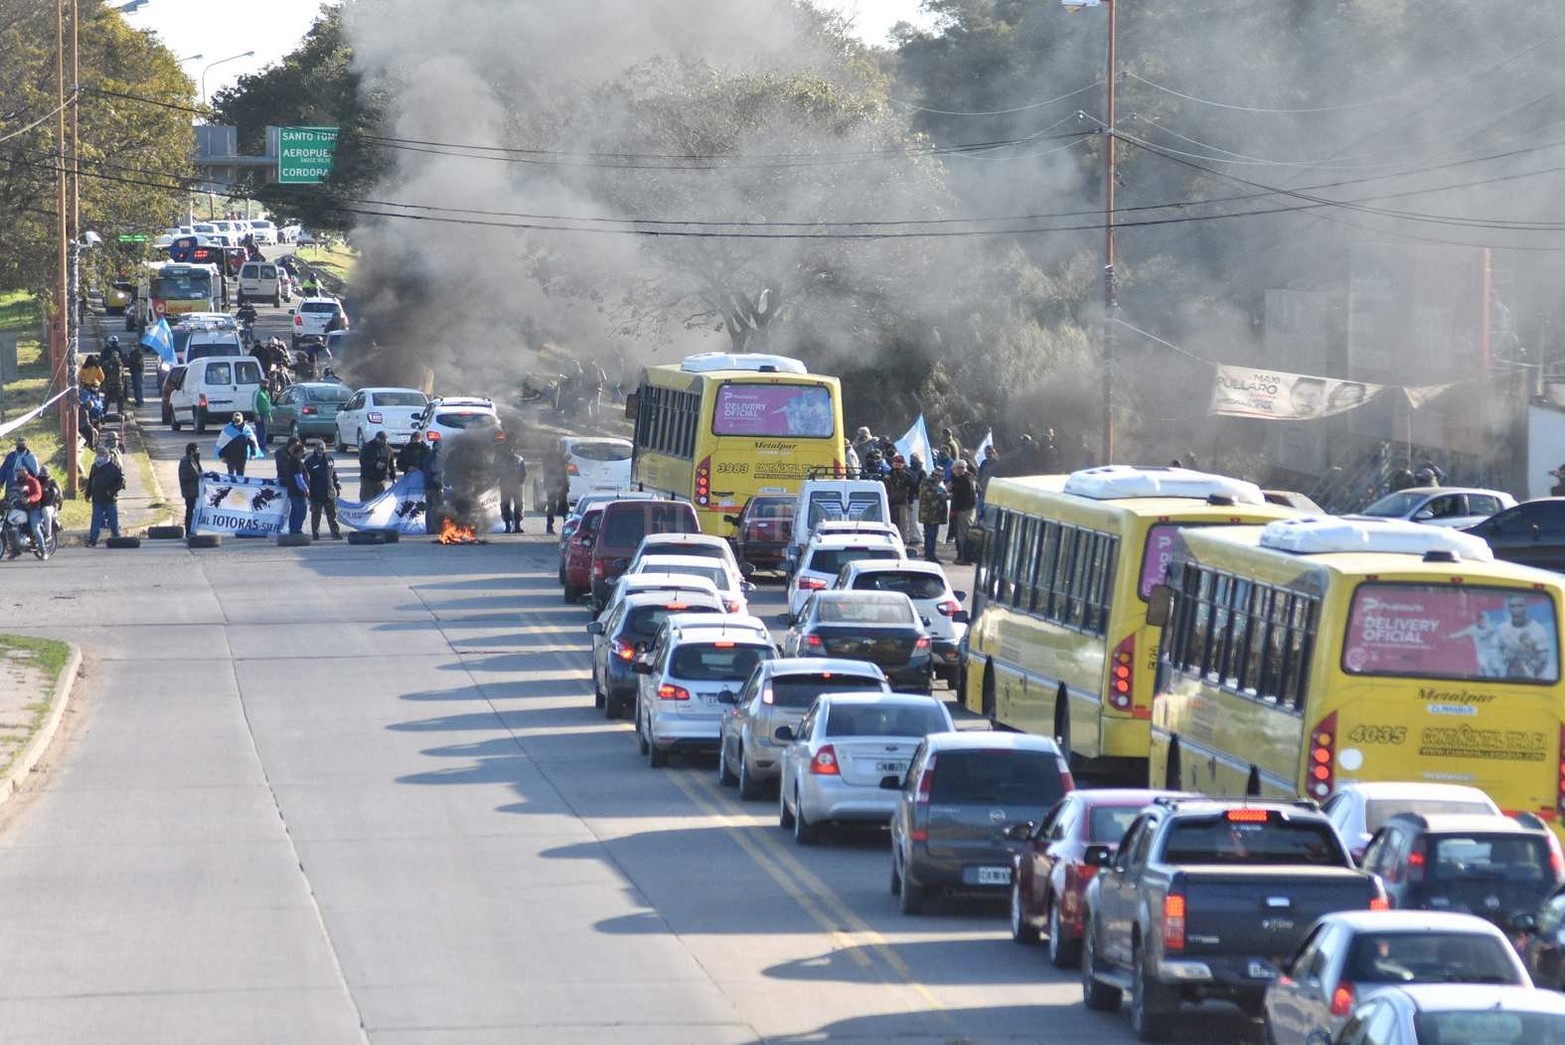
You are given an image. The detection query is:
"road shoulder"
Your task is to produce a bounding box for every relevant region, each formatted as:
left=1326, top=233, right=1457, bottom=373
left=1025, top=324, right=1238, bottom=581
left=0, top=636, right=80, bottom=809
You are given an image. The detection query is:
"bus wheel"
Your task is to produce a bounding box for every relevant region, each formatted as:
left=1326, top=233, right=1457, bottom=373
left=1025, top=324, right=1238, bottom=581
left=981, top=662, right=996, bottom=718
left=1053, top=685, right=1071, bottom=759
left=1165, top=737, right=1182, bottom=791
left=1245, top=764, right=1262, bottom=797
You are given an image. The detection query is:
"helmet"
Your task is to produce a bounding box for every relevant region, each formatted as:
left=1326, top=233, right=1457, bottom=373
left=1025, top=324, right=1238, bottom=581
left=107, top=336, right=120, bottom=347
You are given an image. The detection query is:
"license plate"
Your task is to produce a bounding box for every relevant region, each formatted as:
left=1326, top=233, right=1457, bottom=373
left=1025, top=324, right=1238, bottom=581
left=1247, top=960, right=1277, bottom=980
left=975, top=866, right=1011, bottom=886
left=876, top=761, right=908, bottom=774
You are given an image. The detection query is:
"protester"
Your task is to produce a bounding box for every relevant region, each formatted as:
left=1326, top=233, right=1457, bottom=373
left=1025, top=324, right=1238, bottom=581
left=941, top=426, right=962, bottom=462
left=84, top=446, right=125, bottom=547
left=493, top=434, right=526, bottom=533
left=421, top=441, right=444, bottom=533
left=396, top=430, right=429, bottom=476
left=304, top=441, right=342, bottom=539
left=215, top=412, right=259, bottom=476
left=124, top=338, right=146, bottom=406
left=78, top=354, right=104, bottom=390
left=976, top=444, right=999, bottom=520
left=917, top=468, right=950, bottom=564
left=358, top=431, right=396, bottom=501
left=948, top=459, right=977, bottom=564
left=252, top=383, right=274, bottom=447
left=178, top=442, right=202, bottom=534
left=285, top=442, right=309, bottom=536
left=884, top=454, right=918, bottom=540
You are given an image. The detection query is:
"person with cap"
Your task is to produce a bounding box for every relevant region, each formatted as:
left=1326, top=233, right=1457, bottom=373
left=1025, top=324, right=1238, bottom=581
left=358, top=430, right=397, bottom=501
left=884, top=454, right=918, bottom=540
left=948, top=459, right=978, bottom=564
left=397, top=430, right=429, bottom=476
left=84, top=444, right=125, bottom=548
left=215, top=411, right=260, bottom=476
left=0, top=437, right=39, bottom=500
left=124, top=336, right=146, bottom=406
left=178, top=442, right=203, bottom=535
left=304, top=440, right=343, bottom=539
left=284, top=441, right=309, bottom=535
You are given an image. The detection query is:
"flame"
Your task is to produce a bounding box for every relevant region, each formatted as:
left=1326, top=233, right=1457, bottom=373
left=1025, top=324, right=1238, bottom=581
left=437, top=518, right=479, bottom=545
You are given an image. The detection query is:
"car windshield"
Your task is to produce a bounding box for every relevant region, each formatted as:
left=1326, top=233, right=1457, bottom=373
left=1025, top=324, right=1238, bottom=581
left=1090, top=806, right=1143, bottom=844
left=623, top=604, right=711, bottom=640
left=370, top=392, right=426, bottom=407
left=817, top=595, right=916, bottom=626
left=1161, top=816, right=1346, bottom=866
left=1359, top=491, right=1425, bottom=518
left=306, top=386, right=353, bottom=403
left=1364, top=799, right=1495, bottom=834
left=768, top=674, right=883, bottom=708
left=570, top=441, right=632, bottom=462
left=852, top=572, right=947, bottom=600
left=1343, top=931, right=1522, bottom=985
left=669, top=643, right=771, bottom=682
left=301, top=302, right=338, bottom=313
left=806, top=547, right=902, bottom=575
left=1412, top=1012, right=1565, bottom=1042
left=1431, top=835, right=1551, bottom=883
left=928, top=750, right=1065, bottom=805
left=640, top=563, right=728, bottom=589
left=824, top=702, right=947, bottom=738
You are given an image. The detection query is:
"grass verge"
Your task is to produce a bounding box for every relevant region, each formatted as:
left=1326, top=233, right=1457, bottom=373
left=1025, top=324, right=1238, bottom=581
left=298, top=243, right=356, bottom=283
left=0, top=635, right=70, bottom=777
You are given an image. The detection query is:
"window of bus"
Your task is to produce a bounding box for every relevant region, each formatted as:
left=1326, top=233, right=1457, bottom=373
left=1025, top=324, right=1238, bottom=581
left=1164, top=565, right=1318, bottom=711
left=711, top=384, right=834, bottom=439
left=1342, top=584, right=1560, bottom=684
left=978, top=511, right=1117, bottom=637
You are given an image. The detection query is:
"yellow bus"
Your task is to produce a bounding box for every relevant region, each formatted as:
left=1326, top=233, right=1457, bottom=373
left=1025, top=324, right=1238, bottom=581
left=630, top=353, right=845, bottom=537
left=1149, top=517, right=1565, bottom=835
left=962, top=466, right=1301, bottom=783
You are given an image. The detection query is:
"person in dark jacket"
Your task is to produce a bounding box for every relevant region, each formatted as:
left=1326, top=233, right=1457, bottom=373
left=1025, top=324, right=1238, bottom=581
left=358, top=431, right=396, bottom=501
left=274, top=435, right=302, bottom=490
left=125, top=340, right=146, bottom=406
left=492, top=434, right=527, bottom=533
left=85, top=447, right=125, bottom=547
left=948, top=459, right=978, bottom=564
left=396, top=431, right=429, bottom=476
left=304, top=441, right=342, bottom=538
left=421, top=441, right=444, bottom=534
left=178, top=442, right=202, bottom=534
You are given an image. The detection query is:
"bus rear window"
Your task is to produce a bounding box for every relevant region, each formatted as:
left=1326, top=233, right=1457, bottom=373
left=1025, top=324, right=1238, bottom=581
left=713, top=383, right=834, bottom=438
left=1344, top=584, right=1560, bottom=684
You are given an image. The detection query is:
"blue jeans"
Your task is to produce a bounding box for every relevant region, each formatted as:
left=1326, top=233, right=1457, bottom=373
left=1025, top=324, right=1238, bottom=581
left=130, top=367, right=144, bottom=405
left=922, top=522, right=940, bottom=562
left=288, top=494, right=307, bottom=535
left=27, top=507, right=46, bottom=551
left=89, top=501, right=119, bottom=543
left=255, top=416, right=268, bottom=447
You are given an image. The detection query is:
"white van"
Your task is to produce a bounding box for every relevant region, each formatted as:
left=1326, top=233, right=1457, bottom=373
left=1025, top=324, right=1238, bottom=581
left=169, top=355, right=267, bottom=434
left=783, top=479, right=892, bottom=569
left=238, top=261, right=282, bottom=306
left=246, top=220, right=278, bottom=245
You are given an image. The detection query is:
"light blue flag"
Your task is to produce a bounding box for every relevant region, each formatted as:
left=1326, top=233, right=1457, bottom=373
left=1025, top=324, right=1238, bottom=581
left=893, top=414, right=931, bottom=466
left=975, top=428, right=995, bottom=462
left=139, top=318, right=174, bottom=364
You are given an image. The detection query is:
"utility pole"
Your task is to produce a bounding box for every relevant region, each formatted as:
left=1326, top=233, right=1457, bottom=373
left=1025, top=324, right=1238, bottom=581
left=65, top=0, right=80, bottom=495
left=1100, top=0, right=1118, bottom=467
left=54, top=0, right=69, bottom=475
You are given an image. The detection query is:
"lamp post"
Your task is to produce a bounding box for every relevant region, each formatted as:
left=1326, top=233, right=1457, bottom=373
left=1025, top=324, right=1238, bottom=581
left=1063, top=0, right=1118, bottom=465
left=199, top=50, right=253, bottom=109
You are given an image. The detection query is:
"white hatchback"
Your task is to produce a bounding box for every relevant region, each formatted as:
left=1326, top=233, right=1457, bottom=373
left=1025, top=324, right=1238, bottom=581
left=561, top=437, right=633, bottom=504
left=411, top=396, right=501, bottom=445
left=787, top=535, right=906, bottom=622
left=633, top=614, right=775, bottom=768
left=334, top=388, right=429, bottom=449
left=630, top=553, right=751, bottom=615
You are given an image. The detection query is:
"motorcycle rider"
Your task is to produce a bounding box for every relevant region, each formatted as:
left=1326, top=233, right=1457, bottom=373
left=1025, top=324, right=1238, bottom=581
left=7, top=468, right=45, bottom=559
left=235, top=301, right=259, bottom=345
left=30, top=466, right=61, bottom=558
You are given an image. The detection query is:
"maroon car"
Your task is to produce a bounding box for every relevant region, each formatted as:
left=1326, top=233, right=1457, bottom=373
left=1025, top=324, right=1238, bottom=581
left=1008, top=788, right=1194, bottom=967
left=725, top=495, right=794, bottom=572
left=562, top=505, right=606, bottom=603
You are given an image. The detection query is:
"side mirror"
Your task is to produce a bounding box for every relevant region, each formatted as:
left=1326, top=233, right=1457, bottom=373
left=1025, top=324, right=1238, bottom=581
left=586, top=621, right=605, bottom=636
left=724, top=515, right=741, bottom=526
left=1304, top=1033, right=1334, bottom=1045
left=773, top=724, right=795, bottom=742
left=631, top=660, right=653, bottom=675
left=1513, top=912, right=1539, bottom=933
left=741, top=581, right=756, bottom=592
left=953, top=590, right=968, bottom=601
left=952, top=611, right=970, bottom=625
left=1146, top=584, right=1174, bottom=627
left=1003, top=822, right=1035, bottom=841
left=1083, top=844, right=1114, bottom=868
left=716, top=689, right=737, bottom=705
left=879, top=775, right=902, bottom=791
left=739, top=562, right=755, bottom=578
left=287, top=309, right=295, bottom=316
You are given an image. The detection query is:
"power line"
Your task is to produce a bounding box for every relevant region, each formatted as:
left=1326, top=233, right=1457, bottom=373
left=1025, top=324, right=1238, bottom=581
left=888, top=80, right=1102, bottom=117
left=0, top=96, right=74, bottom=146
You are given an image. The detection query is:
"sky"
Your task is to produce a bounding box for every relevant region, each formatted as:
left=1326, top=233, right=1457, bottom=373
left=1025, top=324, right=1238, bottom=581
left=124, top=0, right=931, bottom=101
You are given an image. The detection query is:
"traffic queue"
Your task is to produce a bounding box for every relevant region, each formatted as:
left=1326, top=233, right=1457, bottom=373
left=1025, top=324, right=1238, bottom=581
left=551, top=473, right=1565, bottom=1045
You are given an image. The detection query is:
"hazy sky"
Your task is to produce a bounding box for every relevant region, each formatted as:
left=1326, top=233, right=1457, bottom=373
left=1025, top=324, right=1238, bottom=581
left=125, top=0, right=931, bottom=100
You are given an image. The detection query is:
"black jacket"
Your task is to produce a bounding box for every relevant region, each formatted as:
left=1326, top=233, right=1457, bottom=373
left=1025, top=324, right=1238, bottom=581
left=304, top=452, right=340, bottom=501
left=950, top=473, right=978, bottom=513
left=359, top=441, right=395, bottom=482
left=86, top=459, right=124, bottom=505
left=396, top=440, right=428, bottom=475
left=178, top=456, right=202, bottom=499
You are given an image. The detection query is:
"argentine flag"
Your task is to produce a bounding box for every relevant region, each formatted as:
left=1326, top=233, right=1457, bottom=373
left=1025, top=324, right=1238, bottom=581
left=894, top=414, right=931, bottom=466
left=140, top=318, right=174, bottom=364
left=975, top=428, right=995, bottom=463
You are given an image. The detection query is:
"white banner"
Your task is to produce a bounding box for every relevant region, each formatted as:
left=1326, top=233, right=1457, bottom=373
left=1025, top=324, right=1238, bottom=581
left=1210, top=366, right=1386, bottom=420
left=192, top=473, right=288, bottom=535
left=0, top=388, right=71, bottom=441
left=336, top=470, right=433, bottom=534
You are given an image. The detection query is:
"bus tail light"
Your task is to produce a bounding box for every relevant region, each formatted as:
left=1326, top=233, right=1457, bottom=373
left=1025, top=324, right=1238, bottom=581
left=1162, top=889, right=1186, bottom=951
left=695, top=456, right=712, bottom=508
left=1556, top=724, right=1565, bottom=817
left=1108, top=634, right=1134, bottom=713
left=1307, top=712, right=1337, bottom=800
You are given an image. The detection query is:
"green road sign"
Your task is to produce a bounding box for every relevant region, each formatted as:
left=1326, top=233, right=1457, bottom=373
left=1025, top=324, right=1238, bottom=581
left=277, top=126, right=340, bottom=185
left=116, top=234, right=148, bottom=243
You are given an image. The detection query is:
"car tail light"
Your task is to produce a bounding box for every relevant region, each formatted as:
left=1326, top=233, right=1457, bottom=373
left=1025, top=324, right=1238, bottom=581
left=657, top=683, right=690, bottom=701
left=1108, top=633, right=1134, bottom=713
left=810, top=745, right=840, bottom=775
left=1063, top=861, right=1092, bottom=919
left=367, top=411, right=383, bottom=424
left=798, top=577, right=827, bottom=590
left=724, top=599, right=741, bottom=613
left=593, top=559, right=606, bottom=577
left=1408, top=842, right=1426, bottom=883
left=914, top=756, right=936, bottom=804
left=1057, top=756, right=1075, bottom=792
left=614, top=640, right=636, bottom=661
left=664, top=603, right=688, bottom=611
left=1369, top=896, right=1389, bottom=911
left=909, top=828, right=927, bottom=842
left=567, top=462, right=580, bottom=476
left=301, top=405, right=316, bottom=415
left=1308, top=713, right=1337, bottom=800
left=914, top=636, right=931, bottom=650
left=293, top=313, right=302, bottom=326
left=935, top=599, right=961, bottom=616
left=714, top=641, right=735, bottom=649
left=198, top=393, right=208, bottom=407
left=695, top=455, right=711, bottom=508
left=1330, top=983, right=1355, bottom=1018
left=1226, top=808, right=1271, bottom=823
left=427, top=431, right=441, bottom=441
left=804, top=634, right=824, bottom=650
left=1162, top=890, right=1186, bottom=951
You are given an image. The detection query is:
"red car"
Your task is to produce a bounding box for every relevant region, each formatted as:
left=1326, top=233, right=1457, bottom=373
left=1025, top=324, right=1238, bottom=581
left=562, top=505, right=605, bottom=603
left=725, top=495, right=794, bottom=572
left=1008, top=788, right=1194, bottom=967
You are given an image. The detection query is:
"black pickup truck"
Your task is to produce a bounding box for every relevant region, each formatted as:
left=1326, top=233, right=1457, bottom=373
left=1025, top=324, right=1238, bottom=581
left=1079, top=798, right=1387, bottom=1042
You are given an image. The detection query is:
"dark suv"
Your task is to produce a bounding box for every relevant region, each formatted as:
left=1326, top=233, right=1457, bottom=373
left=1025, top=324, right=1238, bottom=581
left=1465, top=498, right=1565, bottom=571
left=887, top=732, right=1074, bottom=915
left=589, top=499, right=701, bottom=612
left=1362, top=813, right=1561, bottom=936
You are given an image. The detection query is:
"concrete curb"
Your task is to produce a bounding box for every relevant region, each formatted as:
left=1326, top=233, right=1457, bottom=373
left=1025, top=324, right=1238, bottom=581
left=0, top=643, right=82, bottom=810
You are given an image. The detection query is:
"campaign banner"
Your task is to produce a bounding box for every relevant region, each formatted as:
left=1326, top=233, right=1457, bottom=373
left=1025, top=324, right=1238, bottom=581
left=1210, top=365, right=1385, bottom=420
left=336, top=470, right=432, bottom=534
left=711, top=384, right=834, bottom=438
left=192, top=472, right=288, bottom=535
left=1344, top=584, right=1560, bottom=683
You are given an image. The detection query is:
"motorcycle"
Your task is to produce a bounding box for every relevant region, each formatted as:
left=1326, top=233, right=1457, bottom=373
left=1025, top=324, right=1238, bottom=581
left=2, top=499, right=59, bottom=561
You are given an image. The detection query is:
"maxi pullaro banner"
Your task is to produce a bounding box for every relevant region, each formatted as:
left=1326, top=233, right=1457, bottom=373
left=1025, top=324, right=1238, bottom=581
left=1210, top=365, right=1386, bottom=421
left=193, top=473, right=288, bottom=535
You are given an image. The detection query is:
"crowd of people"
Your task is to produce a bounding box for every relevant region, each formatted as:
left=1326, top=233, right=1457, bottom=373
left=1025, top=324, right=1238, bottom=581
left=845, top=425, right=984, bottom=565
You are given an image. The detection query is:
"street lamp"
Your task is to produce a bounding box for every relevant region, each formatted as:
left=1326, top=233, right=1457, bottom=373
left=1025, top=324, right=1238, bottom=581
left=199, top=50, right=253, bottom=108
left=111, top=0, right=149, bottom=11
left=1064, top=0, right=1118, bottom=465
left=179, top=53, right=204, bottom=62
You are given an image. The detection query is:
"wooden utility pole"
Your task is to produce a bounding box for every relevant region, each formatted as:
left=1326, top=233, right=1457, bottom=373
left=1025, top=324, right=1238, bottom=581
left=65, top=0, right=80, bottom=494
left=1099, top=0, right=1118, bottom=467
left=53, top=0, right=69, bottom=471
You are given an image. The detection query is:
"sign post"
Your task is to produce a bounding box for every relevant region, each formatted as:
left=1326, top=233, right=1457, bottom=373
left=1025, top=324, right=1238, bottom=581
left=115, top=234, right=148, bottom=243
left=277, top=126, right=340, bottom=185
